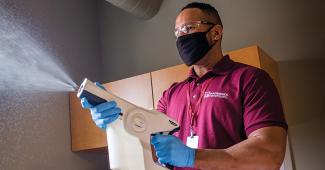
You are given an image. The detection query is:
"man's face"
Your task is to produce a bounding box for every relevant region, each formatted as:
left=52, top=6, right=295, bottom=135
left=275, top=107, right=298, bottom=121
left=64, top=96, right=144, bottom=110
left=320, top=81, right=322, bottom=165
left=175, top=8, right=215, bottom=42
left=174, top=8, right=223, bottom=66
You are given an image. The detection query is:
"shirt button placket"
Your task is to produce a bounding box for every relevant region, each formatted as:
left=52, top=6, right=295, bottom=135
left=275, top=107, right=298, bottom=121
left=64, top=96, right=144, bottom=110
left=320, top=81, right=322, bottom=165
left=192, top=81, right=201, bottom=101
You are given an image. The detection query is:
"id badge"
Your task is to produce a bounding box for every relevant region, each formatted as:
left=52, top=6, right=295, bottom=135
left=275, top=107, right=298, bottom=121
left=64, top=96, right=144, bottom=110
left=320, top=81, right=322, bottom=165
left=186, top=135, right=199, bottom=149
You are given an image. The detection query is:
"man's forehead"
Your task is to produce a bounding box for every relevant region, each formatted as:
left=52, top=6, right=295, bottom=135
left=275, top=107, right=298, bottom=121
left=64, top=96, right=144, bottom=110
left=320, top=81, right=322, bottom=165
left=175, top=8, right=209, bottom=27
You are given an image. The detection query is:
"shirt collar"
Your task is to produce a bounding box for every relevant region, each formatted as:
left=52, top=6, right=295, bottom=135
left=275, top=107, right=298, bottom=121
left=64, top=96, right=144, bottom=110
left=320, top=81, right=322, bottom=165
left=187, top=55, right=234, bottom=81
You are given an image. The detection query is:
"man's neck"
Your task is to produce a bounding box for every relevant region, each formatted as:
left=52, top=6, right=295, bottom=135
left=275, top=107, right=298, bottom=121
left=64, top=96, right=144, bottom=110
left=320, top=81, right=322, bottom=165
left=193, top=50, right=223, bottom=78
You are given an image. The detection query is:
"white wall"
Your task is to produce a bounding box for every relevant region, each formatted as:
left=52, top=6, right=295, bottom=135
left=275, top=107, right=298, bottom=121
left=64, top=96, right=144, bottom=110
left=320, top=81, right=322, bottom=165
left=0, top=91, right=107, bottom=169
left=279, top=60, right=325, bottom=170
left=0, top=0, right=107, bottom=169
left=98, top=0, right=183, bottom=82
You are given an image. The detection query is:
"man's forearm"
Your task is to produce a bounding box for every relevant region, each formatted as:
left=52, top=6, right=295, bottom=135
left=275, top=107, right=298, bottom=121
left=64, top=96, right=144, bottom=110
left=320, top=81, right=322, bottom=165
left=194, top=127, right=287, bottom=170
left=194, top=143, right=280, bottom=170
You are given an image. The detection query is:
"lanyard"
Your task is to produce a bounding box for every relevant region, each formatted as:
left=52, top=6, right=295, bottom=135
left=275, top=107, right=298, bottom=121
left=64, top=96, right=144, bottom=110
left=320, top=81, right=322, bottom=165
left=186, top=77, right=214, bottom=136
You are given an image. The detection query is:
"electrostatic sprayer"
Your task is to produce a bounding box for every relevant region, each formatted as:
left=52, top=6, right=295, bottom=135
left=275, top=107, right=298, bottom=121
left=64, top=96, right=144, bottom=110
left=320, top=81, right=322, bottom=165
left=77, top=78, right=180, bottom=170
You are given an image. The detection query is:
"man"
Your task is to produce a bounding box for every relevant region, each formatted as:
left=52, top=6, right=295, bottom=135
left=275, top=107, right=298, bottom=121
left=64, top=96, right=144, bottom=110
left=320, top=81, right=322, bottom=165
left=81, top=2, right=288, bottom=170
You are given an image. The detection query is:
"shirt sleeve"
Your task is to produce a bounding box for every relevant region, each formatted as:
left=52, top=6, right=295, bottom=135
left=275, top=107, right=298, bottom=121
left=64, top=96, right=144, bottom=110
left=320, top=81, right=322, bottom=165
left=156, top=89, right=168, bottom=114
left=156, top=82, right=178, bottom=114
left=242, top=68, right=288, bottom=136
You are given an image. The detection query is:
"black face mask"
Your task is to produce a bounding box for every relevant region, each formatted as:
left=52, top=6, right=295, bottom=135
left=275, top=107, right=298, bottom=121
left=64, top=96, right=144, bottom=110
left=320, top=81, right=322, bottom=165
left=176, top=26, right=215, bottom=66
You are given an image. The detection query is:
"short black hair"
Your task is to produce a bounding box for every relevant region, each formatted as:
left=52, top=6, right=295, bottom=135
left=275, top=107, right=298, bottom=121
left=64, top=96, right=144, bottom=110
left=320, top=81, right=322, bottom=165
left=181, top=2, right=223, bottom=27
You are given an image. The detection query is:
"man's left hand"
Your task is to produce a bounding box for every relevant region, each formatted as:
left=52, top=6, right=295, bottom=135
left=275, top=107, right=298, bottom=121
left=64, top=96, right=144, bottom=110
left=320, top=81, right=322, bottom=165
left=151, top=134, right=195, bottom=168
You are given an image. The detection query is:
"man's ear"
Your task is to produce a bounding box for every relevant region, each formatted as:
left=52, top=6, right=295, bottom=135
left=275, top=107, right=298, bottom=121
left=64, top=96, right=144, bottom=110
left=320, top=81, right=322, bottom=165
left=212, top=25, right=223, bottom=41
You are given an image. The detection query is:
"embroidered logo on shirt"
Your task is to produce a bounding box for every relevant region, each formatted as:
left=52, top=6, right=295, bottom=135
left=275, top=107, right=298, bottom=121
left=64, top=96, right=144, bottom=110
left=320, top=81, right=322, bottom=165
left=204, top=91, right=228, bottom=98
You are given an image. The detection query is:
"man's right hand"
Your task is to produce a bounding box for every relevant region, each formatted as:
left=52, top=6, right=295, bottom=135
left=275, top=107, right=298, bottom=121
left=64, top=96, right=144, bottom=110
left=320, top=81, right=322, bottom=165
left=81, top=97, right=121, bottom=130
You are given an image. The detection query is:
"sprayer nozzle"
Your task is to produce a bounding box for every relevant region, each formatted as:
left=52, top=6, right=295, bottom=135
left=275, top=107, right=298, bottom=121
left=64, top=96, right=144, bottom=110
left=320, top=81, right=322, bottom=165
left=76, top=78, right=107, bottom=106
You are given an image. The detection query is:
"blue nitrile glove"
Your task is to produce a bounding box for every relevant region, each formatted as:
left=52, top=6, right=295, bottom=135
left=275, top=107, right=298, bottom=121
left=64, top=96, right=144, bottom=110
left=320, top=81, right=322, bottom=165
left=151, top=134, right=195, bottom=168
left=80, top=82, right=121, bottom=130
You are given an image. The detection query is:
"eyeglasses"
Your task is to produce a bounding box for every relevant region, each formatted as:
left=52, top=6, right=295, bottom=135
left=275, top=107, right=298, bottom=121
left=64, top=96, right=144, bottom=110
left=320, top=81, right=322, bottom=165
left=174, top=21, right=216, bottom=38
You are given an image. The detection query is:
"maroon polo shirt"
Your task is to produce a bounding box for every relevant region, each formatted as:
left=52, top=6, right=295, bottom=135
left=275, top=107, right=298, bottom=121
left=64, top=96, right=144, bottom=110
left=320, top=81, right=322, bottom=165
left=157, top=55, right=287, bottom=169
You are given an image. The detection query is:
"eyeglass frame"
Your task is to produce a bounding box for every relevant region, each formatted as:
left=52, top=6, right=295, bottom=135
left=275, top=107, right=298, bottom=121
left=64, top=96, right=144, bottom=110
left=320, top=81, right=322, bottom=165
left=174, top=20, right=217, bottom=38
